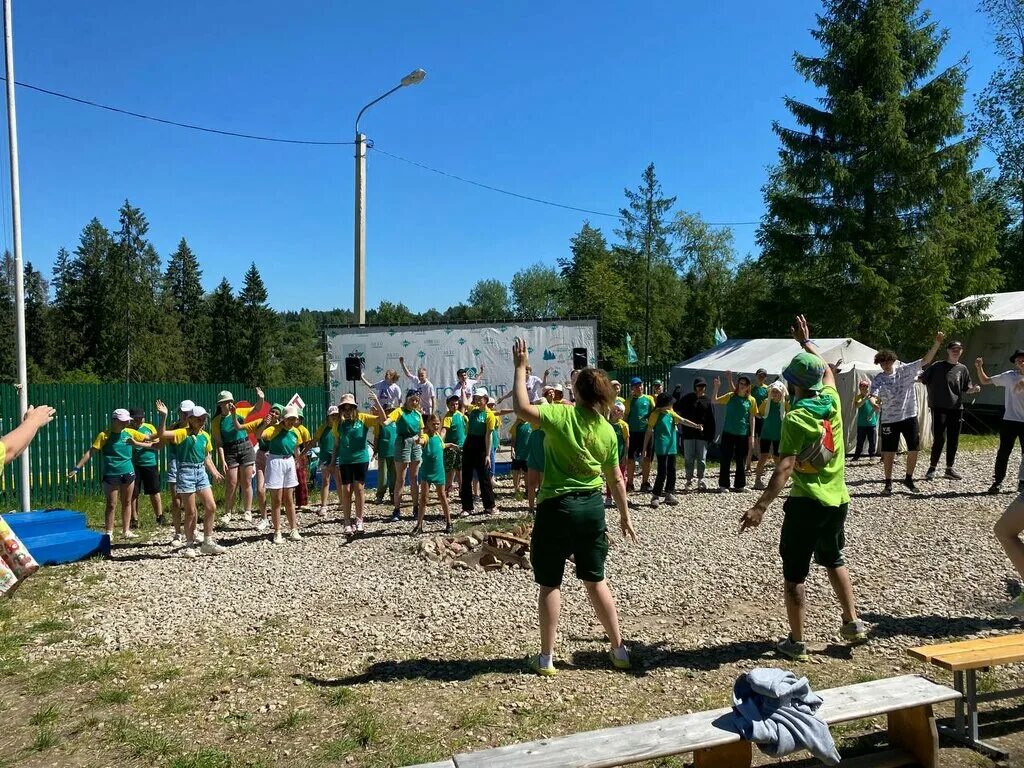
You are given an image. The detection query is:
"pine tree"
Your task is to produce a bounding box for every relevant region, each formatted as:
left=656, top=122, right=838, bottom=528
left=164, top=238, right=207, bottom=379
left=53, top=219, right=111, bottom=377
left=758, top=0, right=1000, bottom=352
left=24, top=262, right=53, bottom=379
left=616, top=164, right=677, bottom=363
left=238, top=264, right=277, bottom=385
left=206, top=278, right=241, bottom=381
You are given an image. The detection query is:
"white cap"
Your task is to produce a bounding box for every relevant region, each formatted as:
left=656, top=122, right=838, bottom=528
left=283, top=405, right=300, bottom=420
left=473, top=387, right=488, bottom=398
left=488, top=398, right=496, bottom=406
left=179, top=399, right=195, bottom=412
left=327, top=405, right=340, bottom=415
left=190, top=406, right=208, bottom=419
left=112, top=408, right=130, bottom=422
left=612, top=400, right=625, bottom=412
left=553, top=384, right=564, bottom=393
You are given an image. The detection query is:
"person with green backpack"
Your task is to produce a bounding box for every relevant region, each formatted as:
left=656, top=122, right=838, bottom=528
left=739, top=315, right=868, bottom=662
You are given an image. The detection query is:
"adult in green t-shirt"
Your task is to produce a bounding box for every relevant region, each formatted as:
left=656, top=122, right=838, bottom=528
left=739, top=315, right=868, bottom=663
left=852, top=379, right=881, bottom=460
left=510, top=337, right=637, bottom=678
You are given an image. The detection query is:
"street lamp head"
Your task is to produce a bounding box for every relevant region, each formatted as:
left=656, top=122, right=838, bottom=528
left=400, top=68, right=427, bottom=87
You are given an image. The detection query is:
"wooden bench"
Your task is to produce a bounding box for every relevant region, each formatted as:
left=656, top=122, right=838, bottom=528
left=909, top=632, right=1024, bottom=761
left=408, top=674, right=959, bottom=768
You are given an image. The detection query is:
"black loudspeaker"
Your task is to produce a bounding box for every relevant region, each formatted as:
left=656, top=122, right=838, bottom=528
left=572, top=348, right=588, bottom=370
left=345, top=354, right=364, bottom=382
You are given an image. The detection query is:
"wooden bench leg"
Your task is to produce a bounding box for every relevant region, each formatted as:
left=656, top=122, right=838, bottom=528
left=693, top=740, right=752, bottom=768
left=887, top=704, right=938, bottom=768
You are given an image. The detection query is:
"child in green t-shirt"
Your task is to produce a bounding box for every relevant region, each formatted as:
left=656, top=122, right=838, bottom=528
left=852, top=380, right=881, bottom=460
left=413, top=414, right=455, bottom=534
left=643, top=393, right=701, bottom=506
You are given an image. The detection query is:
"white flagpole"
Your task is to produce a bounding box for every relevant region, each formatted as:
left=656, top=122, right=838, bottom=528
left=4, top=0, right=31, bottom=512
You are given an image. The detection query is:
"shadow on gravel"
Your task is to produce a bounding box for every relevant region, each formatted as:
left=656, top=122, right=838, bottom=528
left=301, top=656, right=527, bottom=685
left=860, top=611, right=1021, bottom=640
left=582, top=638, right=776, bottom=675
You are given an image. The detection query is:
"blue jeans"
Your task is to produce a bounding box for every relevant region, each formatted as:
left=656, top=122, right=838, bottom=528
left=683, top=439, right=708, bottom=480
left=176, top=463, right=210, bottom=494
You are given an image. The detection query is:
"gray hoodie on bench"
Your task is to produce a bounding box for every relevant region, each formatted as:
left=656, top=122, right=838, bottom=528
left=728, top=667, right=840, bottom=765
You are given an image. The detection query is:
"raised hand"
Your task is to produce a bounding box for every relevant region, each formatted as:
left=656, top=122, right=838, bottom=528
left=255, top=386, right=265, bottom=399
left=791, top=314, right=811, bottom=345
left=975, top=357, right=984, bottom=367
left=155, top=399, right=168, bottom=417
left=24, top=405, right=56, bottom=427
left=935, top=331, right=945, bottom=345
left=512, top=337, right=528, bottom=370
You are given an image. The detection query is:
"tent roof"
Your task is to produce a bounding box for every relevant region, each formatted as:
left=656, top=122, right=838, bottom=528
left=672, top=338, right=879, bottom=376
left=956, top=291, right=1024, bottom=322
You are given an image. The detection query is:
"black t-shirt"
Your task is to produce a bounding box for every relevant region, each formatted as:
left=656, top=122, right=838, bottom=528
left=922, top=361, right=973, bottom=409
left=675, top=392, right=716, bottom=440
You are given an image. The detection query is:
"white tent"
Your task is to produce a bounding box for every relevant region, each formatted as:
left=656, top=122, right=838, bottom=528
left=669, top=338, right=931, bottom=453
left=957, top=291, right=1024, bottom=411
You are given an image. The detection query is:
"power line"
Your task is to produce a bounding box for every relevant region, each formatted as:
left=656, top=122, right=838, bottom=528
left=0, top=76, right=355, bottom=146
left=369, top=145, right=761, bottom=226
left=1, top=74, right=764, bottom=225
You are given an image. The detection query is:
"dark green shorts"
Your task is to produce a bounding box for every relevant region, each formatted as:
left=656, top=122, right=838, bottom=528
left=531, top=490, right=609, bottom=588
left=779, top=496, right=848, bottom=584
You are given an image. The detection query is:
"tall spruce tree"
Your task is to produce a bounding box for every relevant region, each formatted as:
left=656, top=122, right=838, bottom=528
left=164, top=238, right=207, bottom=380
left=54, top=219, right=111, bottom=377
left=24, top=262, right=53, bottom=379
left=206, top=278, right=242, bottom=381
left=616, top=164, right=678, bottom=363
left=758, top=0, right=1000, bottom=352
left=238, top=263, right=277, bottom=384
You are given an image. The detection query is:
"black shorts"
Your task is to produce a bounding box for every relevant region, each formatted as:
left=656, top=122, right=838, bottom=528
left=511, top=459, right=528, bottom=472
left=779, top=496, right=848, bottom=584
left=627, top=432, right=652, bottom=460
left=759, top=439, right=780, bottom=456
left=880, top=417, right=919, bottom=453
left=531, top=491, right=608, bottom=588
left=133, top=465, right=161, bottom=496
left=338, top=462, right=368, bottom=485
left=222, top=439, right=256, bottom=468
left=103, top=473, right=135, bottom=487
left=755, top=417, right=765, bottom=438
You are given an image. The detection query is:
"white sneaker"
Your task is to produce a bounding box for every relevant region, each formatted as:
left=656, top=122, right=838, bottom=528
left=343, top=524, right=353, bottom=535
left=698, top=480, right=707, bottom=491
left=181, top=546, right=199, bottom=559
left=121, top=530, right=138, bottom=540
left=288, top=529, right=302, bottom=542
left=218, top=514, right=232, bottom=527
left=194, top=528, right=203, bottom=540
left=650, top=496, right=660, bottom=508
left=200, top=540, right=227, bottom=556
left=255, top=517, right=270, bottom=532
left=169, top=534, right=186, bottom=549
left=272, top=533, right=284, bottom=545
left=355, top=519, right=364, bottom=533
left=242, top=510, right=253, bottom=523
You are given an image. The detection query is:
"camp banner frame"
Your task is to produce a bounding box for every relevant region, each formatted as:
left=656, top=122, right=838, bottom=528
left=324, top=319, right=598, bottom=437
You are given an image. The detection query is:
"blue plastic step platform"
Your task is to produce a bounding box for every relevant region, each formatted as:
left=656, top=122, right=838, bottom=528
left=3, top=509, right=110, bottom=566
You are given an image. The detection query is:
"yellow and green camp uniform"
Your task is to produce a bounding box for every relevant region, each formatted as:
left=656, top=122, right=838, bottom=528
left=260, top=425, right=300, bottom=456
left=373, top=419, right=399, bottom=501
left=92, top=428, right=150, bottom=483
left=167, top=428, right=214, bottom=494
left=211, top=408, right=261, bottom=467
left=611, top=418, right=629, bottom=464
left=332, top=412, right=381, bottom=485
left=714, top=390, right=759, bottom=490
left=312, top=420, right=338, bottom=467
left=131, top=423, right=159, bottom=469
left=418, top=433, right=446, bottom=485
left=716, top=391, right=758, bottom=437
left=510, top=419, right=533, bottom=471
left=647, top=409, right=684, bottom=456
left=387, top=407, right=424, bottom=464
left=758, top=397, right=789, bottom=452
left=526, top=427, right=546, bottom=472
left=442, top=410, right=467, bottom=472
left=625, top=393, right=656, bottom=458
left=460, top=405, right=500, bottom=512
left=778, top=384, right=850, bottom=584
left=531, top=403, right=619, bottom=588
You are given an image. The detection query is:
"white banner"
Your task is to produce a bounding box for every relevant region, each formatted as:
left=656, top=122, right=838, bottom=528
left=326, top=320, right=598, bottom=438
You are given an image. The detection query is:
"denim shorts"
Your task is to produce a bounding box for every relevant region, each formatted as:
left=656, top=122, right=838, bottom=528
left=176, top=463, right=211, bottom=494
left=397, top=436, right=422, bottom=464
left=167, top=455, right=178, bottom=483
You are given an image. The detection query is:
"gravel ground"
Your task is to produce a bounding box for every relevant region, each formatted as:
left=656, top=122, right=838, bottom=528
left=8, top=447, right=1024, bottom=767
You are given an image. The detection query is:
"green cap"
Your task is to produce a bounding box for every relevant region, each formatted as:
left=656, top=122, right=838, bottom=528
left=271, top=402, right=285, bottom=413
left=782, top=352, right=825, bottom=392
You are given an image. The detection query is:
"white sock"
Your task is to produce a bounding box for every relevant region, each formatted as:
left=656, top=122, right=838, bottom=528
left=538, top=653, right=553, bottom=668
left=613, top=644, right=629, bottom=661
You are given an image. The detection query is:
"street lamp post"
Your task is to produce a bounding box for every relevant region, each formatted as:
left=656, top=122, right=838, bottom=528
left=353, top=68, right=426, bottom=325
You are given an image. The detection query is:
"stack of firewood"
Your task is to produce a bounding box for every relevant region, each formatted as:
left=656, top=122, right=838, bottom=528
left=413, top=524, right=532, bottom=571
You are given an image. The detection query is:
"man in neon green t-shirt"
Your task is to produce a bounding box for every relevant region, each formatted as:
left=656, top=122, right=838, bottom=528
left=739, top=315, right=868, bottom=663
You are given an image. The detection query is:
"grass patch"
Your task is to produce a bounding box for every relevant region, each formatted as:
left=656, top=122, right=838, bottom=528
left=108, top=716, right=178, bottom=760
left=96, top=687, right=131, bottom=705
left=348, top=707, right=383, bottom=748
left=323, top=686, right=355, bottom=708
left=81, top=571, right=106, bottom=586
left=29, top=703, right=61, bottom=727
left=452, top=516, right=523, bottom=534
left=274, top=709, right=313, bottom=730
left=320, top=736, right=359, bottom=762
left=248, top=665, right=273, bottom=679
left=83, top=656, right=118, bottom=682
left=158, top=691, right=199, bottom=716
left=960, top=433, right=999, bottom=452
left=455, top=704, right=498, bottom=731
left=30, top=725, right=59, bottom=752
left=169, top=747, right=234, bottom=768
left=27, top=618, right=71, bottom=635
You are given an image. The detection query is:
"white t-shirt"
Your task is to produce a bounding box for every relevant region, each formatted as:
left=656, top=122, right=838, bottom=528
left=870, top=359, right=923, bottom=424
left=409, top=378, right=436, bottom=415
left=991, top=370, right=1024, bottom=422
left=373, top=380, right=402, bottom=411
left=452, top=378, right=480, bottom=403
left=525, top=374, right=544, bottom=402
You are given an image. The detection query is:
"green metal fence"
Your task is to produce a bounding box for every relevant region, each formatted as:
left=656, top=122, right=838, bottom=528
left=0, top=382, right=327, bottom=509
left=604, top=363, right=676, bottom=390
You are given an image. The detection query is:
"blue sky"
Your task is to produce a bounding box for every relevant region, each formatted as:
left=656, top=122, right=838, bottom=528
left=0, top=1, right=1000, bottom=312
